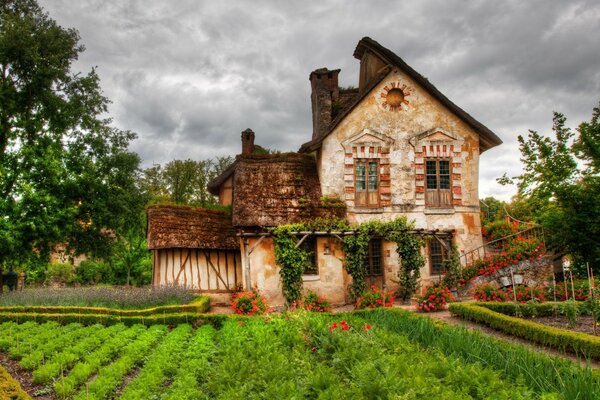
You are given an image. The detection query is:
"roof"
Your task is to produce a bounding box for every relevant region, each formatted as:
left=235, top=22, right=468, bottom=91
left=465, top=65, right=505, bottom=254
left=147, top=205, right=238, bottom=250
left=231, top=153, right=345, bottom=227
left=207, top=159, right=237, bottom=196
left=300, top=37, right=502, bottom=153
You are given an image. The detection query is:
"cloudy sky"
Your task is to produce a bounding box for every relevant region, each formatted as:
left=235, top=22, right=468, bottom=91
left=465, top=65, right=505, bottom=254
left=39, top=0, right=600, bottom=200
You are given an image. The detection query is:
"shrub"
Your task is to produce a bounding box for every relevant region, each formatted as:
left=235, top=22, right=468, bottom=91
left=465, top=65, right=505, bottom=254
left=354, top=286, right=394, bottom=309
left=231, top=290, right=267, bottom=316
left=415, top=284, right=454, bottom=312
left=76, top=260, right=113, bottom=285
left=302, top=290, right=331, bottom=313
left=0, top=364, right=30, bottom=400
left=482, top=220, right=518, bottom=243
left=45, top=262, right=77, bottom=286
left=472, top=283, right=507, bottom=302
left=506, top=285, right=547, bottom=303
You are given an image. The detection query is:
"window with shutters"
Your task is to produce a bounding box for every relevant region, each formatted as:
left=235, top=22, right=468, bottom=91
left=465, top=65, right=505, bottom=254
left=364, top=239, right=383, bottom=276
left=425, top=158, right=452, bottom=207
left=355, top=159, right=379, bottom=207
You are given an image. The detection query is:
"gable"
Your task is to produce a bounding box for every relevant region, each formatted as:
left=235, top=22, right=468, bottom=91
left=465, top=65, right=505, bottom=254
left=300, top=37, right=501, bottom=154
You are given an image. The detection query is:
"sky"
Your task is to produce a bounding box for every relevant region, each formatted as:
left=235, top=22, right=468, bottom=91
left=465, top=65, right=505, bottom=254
left=38, top=0, right=600, bottom=200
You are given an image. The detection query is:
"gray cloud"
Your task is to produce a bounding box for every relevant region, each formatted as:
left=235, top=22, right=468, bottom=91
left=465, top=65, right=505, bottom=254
left=39, top=0, right=600, bottom=200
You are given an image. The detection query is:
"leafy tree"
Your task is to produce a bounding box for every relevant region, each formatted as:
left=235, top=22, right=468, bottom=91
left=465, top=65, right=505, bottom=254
left=0, top=0, right=143, bottom=278
left=140, top=156, right=233, bottom=207
left=111, top=225, right=151, bottom=286
left=502, top=102, right=600, bottom=274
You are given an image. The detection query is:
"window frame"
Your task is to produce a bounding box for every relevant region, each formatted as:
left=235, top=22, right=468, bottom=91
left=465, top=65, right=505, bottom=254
left=365, top=238, right=384, bottom=277
left=354, top=158, right=380, bottom=208
left=300, top=236, right=318, bottom=275
left=428, top=238, right=451, bottom=276
left=425, top=157, right=452, bottom=208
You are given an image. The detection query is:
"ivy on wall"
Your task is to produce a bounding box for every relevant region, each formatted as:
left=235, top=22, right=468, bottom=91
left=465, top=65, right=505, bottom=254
left=272, top=217, right=426, bottom=305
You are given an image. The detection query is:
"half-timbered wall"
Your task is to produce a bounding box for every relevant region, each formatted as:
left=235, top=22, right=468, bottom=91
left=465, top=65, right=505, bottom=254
left=152, top=248, right=242, bottom=292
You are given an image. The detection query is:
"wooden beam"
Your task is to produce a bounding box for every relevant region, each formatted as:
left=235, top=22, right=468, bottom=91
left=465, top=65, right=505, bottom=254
left=174, top=249, right=191, bottom=284
left=203, top=250, right=230, bottom=290
left=294, top=233, right=310, bottom=248
left=248, top=235, right=268, bottom=255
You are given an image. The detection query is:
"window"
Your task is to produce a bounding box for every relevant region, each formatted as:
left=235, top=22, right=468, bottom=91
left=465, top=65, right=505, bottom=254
left=365, top=239, right=383, bottom=276
left=355, top=159, right=379, bottom=207
left=429, top=238, right=451, bottom=275
left=300, top=236, right=318, bottom=275
left=425, top=158, right=451, bottom=207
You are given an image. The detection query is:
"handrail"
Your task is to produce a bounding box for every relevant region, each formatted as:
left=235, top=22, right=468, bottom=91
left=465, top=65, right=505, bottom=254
left=460, top=225, right=545, bottom=267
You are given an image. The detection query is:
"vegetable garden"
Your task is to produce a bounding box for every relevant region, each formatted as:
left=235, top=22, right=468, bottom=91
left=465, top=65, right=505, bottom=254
left=1, top=308, right=599, bottom=399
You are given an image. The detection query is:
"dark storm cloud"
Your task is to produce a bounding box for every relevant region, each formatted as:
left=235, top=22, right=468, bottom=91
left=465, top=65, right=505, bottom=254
left=38, top=0, right=600, bottom=199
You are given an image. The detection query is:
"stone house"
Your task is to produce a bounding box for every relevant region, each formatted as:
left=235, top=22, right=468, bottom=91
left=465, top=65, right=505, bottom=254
left=146, top=37, right=501, bottom=306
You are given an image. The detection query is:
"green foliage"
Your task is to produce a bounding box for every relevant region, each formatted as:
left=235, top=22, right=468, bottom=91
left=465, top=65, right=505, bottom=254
left=230, top=290, right=268, bottom=316
left=0, top=0, right=144, bottom=271
left=502, top=102, right=600, bottom=273
left=272, top=217, right=424, bottom=304
left=354, top=286, right=394, bottom=309
left=273, top=224, right=310, bottom=305
left=75, top=259, right=112, bottom=285
left=0, top=364, right=30, bottom=400
left=415, top=284, right=454, bottom=312
left=44, top=262, right=76, bottom=286
left=441, top=244, right=461, bottom=291
left=302, top=290, right=331, bottom=312
left=2, top=310, right=600, bottom=399
left=111, top=226, right=152, bottom=286
left=559, top=299, right=580, bottom=328
left=450, top=302, right=600, bottom=360
left=140, top=156, right=233, bottom=207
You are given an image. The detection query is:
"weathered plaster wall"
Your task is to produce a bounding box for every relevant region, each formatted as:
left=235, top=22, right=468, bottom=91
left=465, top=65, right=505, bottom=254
left=242, top=236, right=354, bottom=307
left=319, top=69, right=485, bottom=284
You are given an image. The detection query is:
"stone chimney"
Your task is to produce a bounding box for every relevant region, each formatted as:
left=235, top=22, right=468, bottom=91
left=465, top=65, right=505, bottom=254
left=309, top=68, right=340, bottom=140
left=241, top=128, right=255, bottom=155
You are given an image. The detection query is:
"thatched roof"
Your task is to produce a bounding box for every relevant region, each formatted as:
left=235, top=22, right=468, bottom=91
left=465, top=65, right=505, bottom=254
left=147, top=205, right=238, bottom=250
left=300, top=37, right=502, bottom=153
left=232, top=153, right=345, bottom=227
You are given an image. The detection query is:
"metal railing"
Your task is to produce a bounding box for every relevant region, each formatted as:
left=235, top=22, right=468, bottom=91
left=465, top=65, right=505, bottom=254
left=459, top=226, right=545, bottom=267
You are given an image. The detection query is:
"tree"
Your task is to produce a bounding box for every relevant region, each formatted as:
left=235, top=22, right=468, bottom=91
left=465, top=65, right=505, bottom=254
left=0, top=0, right=143, bottom=274
left=502, top=102, right=600, bottom=274
left=140, top=156, right=233, bottom=207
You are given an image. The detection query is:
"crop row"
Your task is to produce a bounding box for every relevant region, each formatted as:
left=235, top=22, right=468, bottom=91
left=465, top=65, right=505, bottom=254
left=2, top=310, right=599, bottom=399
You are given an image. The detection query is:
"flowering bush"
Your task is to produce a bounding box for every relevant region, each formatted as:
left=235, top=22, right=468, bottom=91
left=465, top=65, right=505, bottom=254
left=506, top=285, right=547, bottom=303
left=354, top=286, right=394, bottom=309
left=472, top=284, right=507, bottom=302
left=416, top=284, right=455, bottom=312
left=302, top=290, right=332, bottom=313
left=458, top=237, right=545, bottom=287
left=482, top=220, right=521, bottom=243
left=547, top=279, right=598, bottom=301
left=231, top=290, right=268, bottom=316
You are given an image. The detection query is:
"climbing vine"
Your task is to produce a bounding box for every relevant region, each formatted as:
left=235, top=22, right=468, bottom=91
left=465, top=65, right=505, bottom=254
left=272, top=217, right=426, bottom=305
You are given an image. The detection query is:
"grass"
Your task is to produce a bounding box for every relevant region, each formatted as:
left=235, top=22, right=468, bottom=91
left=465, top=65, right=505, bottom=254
left=0, top=286, right=197, bottom=309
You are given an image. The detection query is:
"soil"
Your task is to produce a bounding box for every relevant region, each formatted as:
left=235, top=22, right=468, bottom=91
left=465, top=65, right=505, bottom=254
left=523, top=315, right=600, bottom=336
left=0, top=353, right=55, bottom=400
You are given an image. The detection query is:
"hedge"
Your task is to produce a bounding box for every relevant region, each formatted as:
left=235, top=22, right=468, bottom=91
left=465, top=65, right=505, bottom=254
left=472, top=301, right=586, bottom=317
left=0, top=296, right=210, bottom=317
left=449, top=302, right=600, bottom=359
left=0, top=311, right=232, bottom=328
left=0, top=364, right=31, bottom=400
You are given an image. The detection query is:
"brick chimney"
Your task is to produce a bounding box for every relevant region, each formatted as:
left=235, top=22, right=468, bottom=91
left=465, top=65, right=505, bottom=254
left=309, top=68, right=340, bottom=140
left=241, top=128, right=255, bottom=155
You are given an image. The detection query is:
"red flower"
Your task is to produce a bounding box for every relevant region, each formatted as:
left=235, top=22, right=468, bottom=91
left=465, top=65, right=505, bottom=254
left=363, top=324, right=372, bottom=331
left=329, top=322, right=338, bottom=331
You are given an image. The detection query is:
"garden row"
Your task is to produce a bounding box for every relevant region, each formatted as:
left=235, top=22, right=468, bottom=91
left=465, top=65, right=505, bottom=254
left=449, top=302, right=600, bottom=359
left=2, top=309, right=600, bottom=399
left=0, top=364, right=30, bottom=400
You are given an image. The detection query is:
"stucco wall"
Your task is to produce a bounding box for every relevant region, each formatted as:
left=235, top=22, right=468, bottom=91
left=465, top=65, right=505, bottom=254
left=318, top=69, right=485, bottom=284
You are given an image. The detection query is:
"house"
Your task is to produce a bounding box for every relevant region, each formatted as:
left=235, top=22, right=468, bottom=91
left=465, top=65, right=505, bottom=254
left=146, top=37, right=502, bottom=306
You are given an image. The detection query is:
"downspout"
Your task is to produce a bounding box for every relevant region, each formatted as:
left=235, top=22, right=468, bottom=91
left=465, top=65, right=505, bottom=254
left=243, top=238, right=252, bottom=290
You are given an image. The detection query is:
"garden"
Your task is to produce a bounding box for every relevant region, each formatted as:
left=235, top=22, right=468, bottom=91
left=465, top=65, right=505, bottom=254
left=1, top=305, right=600, bottom=400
